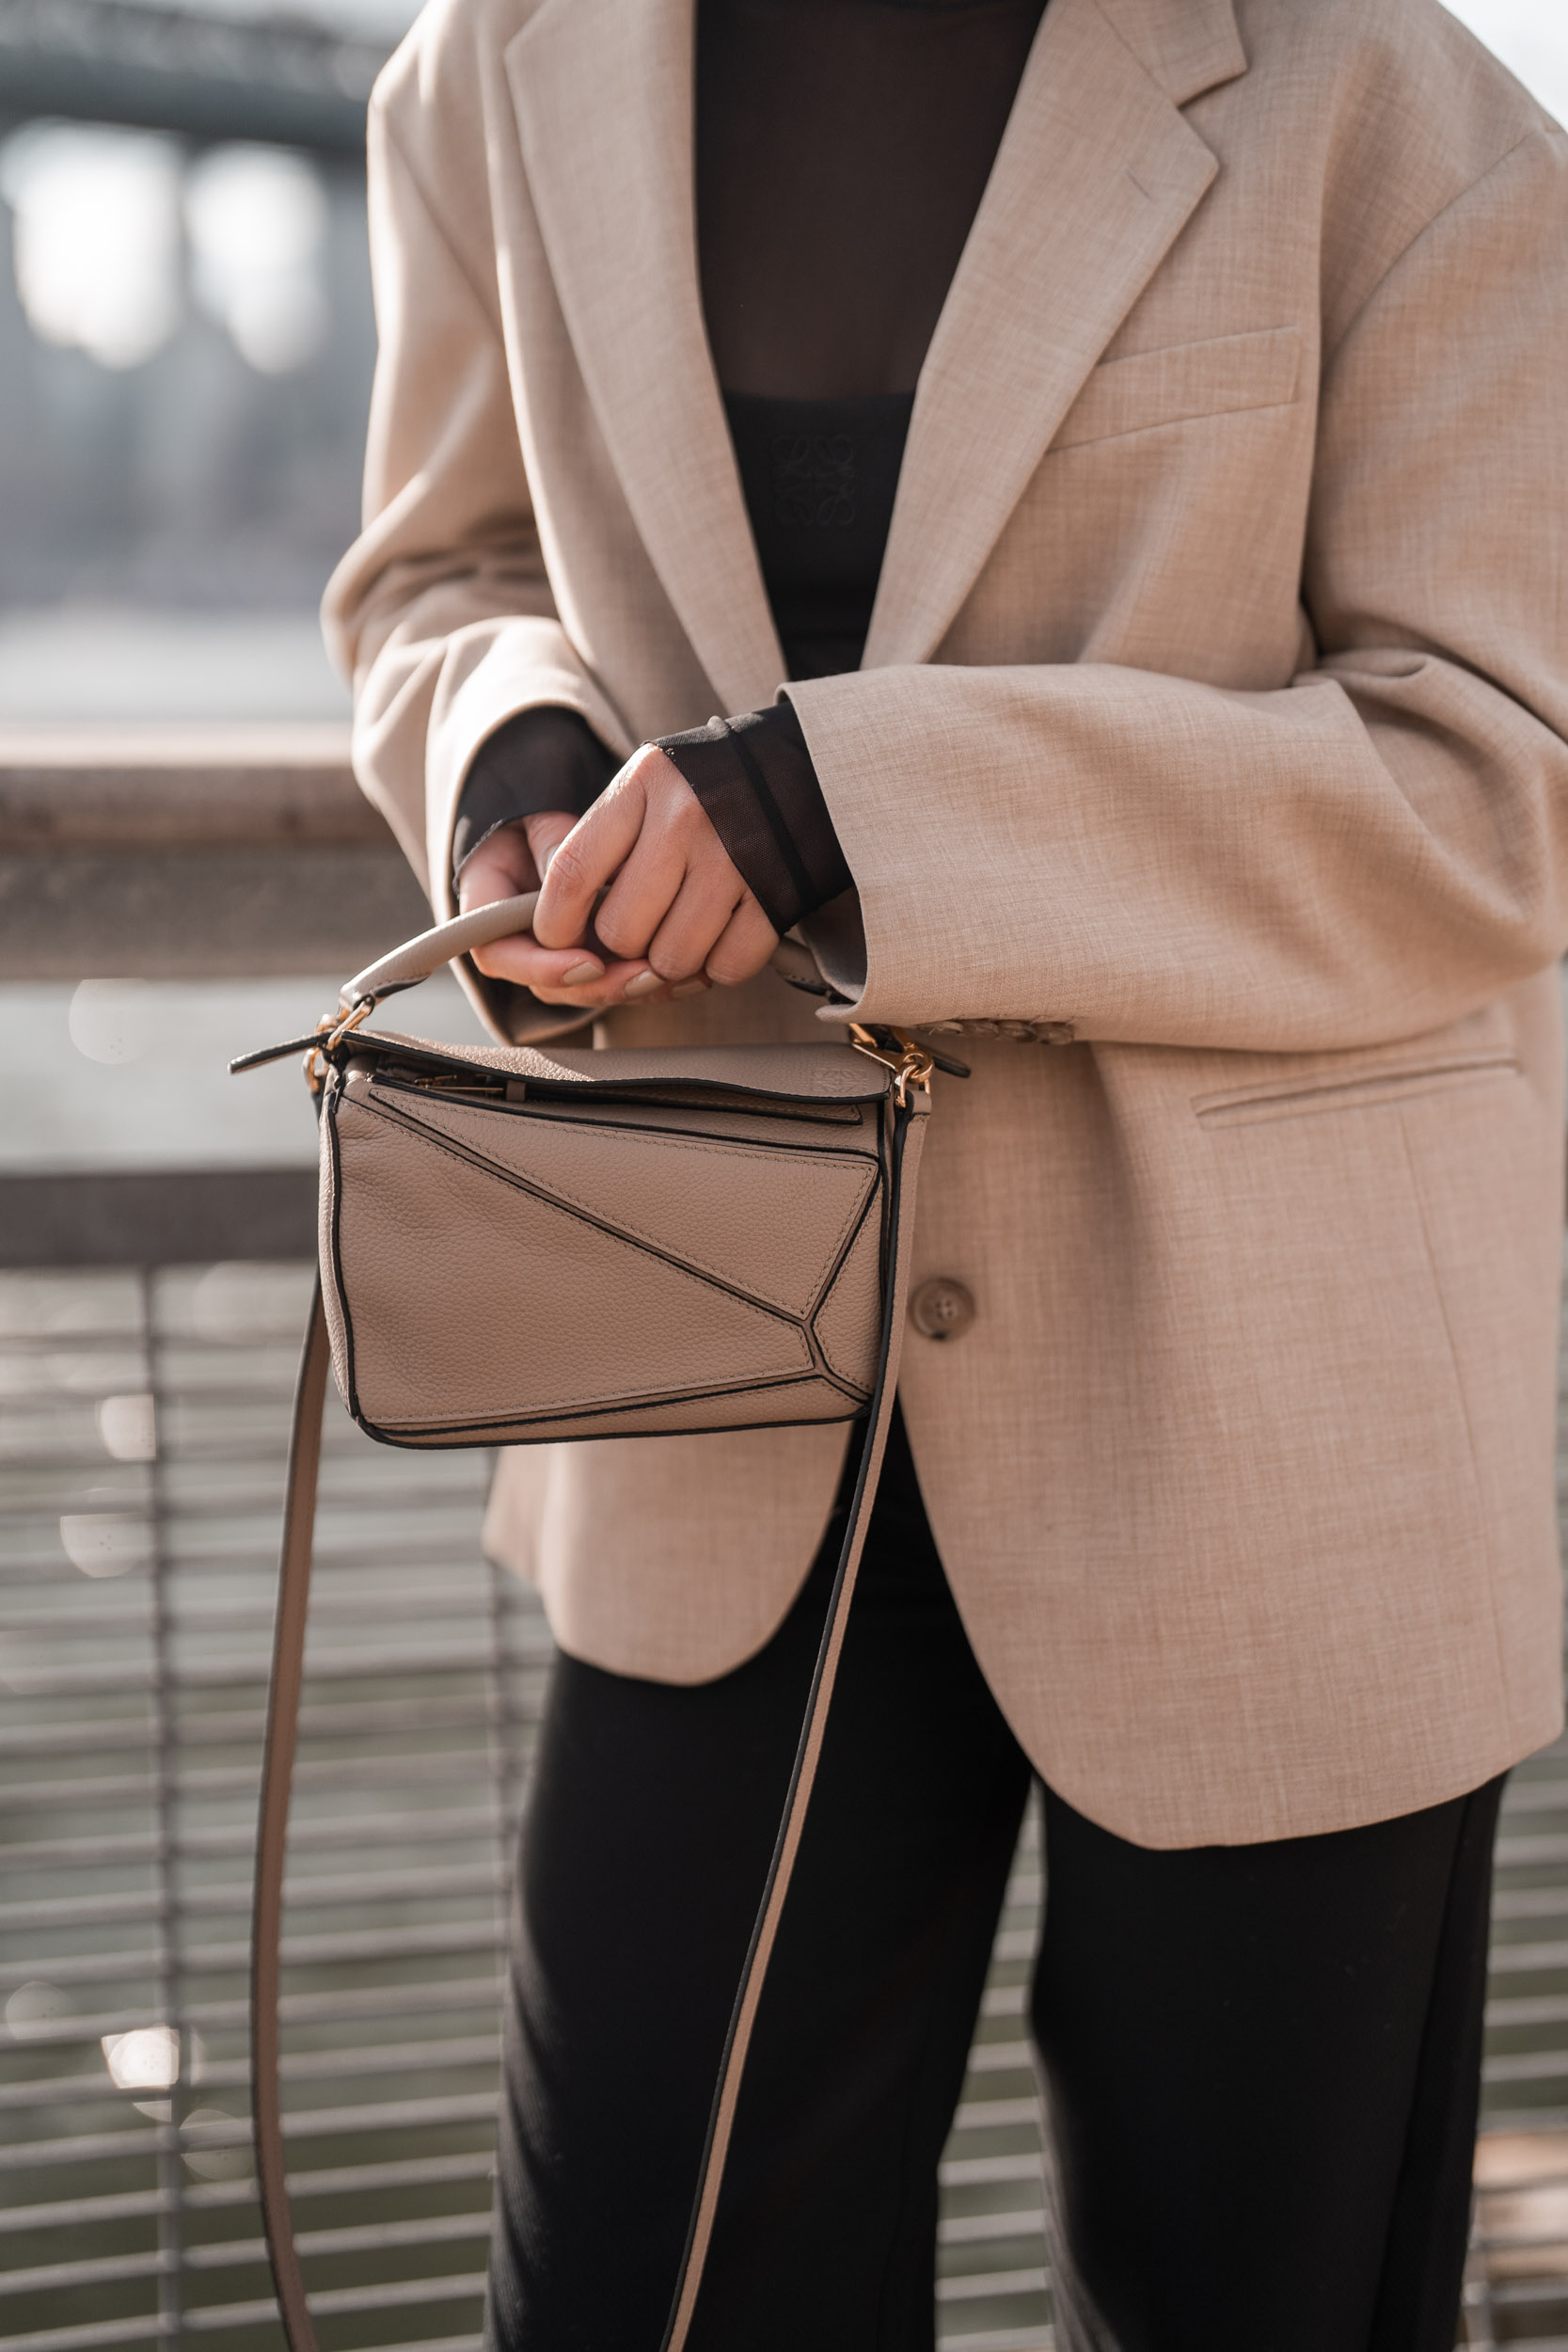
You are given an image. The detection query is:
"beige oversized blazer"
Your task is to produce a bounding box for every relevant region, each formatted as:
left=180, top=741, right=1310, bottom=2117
left=325, top=0, right=1568, bottom=1848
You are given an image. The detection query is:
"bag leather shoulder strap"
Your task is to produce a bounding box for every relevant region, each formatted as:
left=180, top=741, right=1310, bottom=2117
left=250, top=1274, right=331, bottom=2352
left=250, top=1094, right=929, bottom=2352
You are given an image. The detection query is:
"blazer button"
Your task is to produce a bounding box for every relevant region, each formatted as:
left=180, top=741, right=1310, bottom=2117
left=911, top=1277, right=975, bottom=1341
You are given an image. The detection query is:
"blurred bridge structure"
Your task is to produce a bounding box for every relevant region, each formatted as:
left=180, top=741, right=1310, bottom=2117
left=0, top=0, right=389, bottom=154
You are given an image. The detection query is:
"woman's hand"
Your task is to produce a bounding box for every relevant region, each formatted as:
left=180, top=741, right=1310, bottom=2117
left=459, top=805, right=617, bottom=997
left=460, top=746, right=779, bottom=1008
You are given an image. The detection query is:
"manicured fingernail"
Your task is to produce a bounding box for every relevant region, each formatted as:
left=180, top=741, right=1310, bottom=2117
left=671, top=978, right=710, bottom=999
left=623, top=972, right=664, bottom=999
left=561, top=960, right=602, bottom=985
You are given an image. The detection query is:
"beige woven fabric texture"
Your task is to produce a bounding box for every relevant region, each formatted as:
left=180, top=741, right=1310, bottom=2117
left=323, top=0, right=1568, bottom=1846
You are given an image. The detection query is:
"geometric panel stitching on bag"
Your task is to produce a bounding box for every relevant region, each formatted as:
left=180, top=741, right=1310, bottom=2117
left=353, top=1092, right=832, bottom=1344
left=369, top=1072, right=869, bottom=1136
left=323, top=1095, right=363, bottom=1424
left=352, top=1039, right=887, bottom=1104
left=347, top=1369, right=863, bottom=1445
left=346, top=1099, right=930, bottom=1454
left=339, top=1093, right=925, bottom=1463
left=809, top=1204, right=881, bottom=1394
left=344, top=1094, right=820, bottom=1389
left=356, top=1373, right=826, bottom=1438
left=325, top=1095, right=809, bottom=1438
left=368, top=1089, right=879, bottom=1323
left=326, top=1089, right=806, bottom=1439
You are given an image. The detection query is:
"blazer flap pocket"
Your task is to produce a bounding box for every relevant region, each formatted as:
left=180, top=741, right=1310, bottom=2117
left=1194, top=1050, right=1520, bottom=1127
left=1053, top=326, right=1303, bottom=453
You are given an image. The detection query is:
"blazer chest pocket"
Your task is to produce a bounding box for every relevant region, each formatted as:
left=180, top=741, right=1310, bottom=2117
left=1053, top=325, right=1303, bottom=453
left=1193, top=1050, right=1521, bottom=1129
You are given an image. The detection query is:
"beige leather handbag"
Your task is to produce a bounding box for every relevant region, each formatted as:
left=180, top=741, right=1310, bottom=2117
left=232, top=892, right=944, bottom=2352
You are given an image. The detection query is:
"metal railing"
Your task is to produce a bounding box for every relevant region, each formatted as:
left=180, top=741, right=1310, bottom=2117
left=0, top=728, right=425, bottom=986
left=0, top=1259, right=1053, bottom=2352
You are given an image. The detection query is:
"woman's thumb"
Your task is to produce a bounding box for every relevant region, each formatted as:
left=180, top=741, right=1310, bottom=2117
left=522, top=807, right=578, bottom=877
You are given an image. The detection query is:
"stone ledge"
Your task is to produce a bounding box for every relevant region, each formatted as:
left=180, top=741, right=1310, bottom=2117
left=0, top=727, right=432, bottom=977
left=0, top=723, right=388, bottom=848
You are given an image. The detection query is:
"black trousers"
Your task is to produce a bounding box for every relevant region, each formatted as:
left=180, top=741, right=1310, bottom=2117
left=486, top=1406, right=1504, bottom=2352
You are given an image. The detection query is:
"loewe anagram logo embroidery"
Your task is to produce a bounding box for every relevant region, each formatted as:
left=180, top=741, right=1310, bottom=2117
left=770, top=431, right=857, bottom=529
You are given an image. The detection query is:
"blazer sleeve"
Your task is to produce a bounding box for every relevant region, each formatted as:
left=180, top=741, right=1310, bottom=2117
left=321, top=98, right=633, bottom=935
left=784, top=130, right=1568, bottom=1056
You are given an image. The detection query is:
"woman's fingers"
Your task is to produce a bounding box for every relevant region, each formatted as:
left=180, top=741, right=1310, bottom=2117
left=594, top=828, right=695, bottom=965
left=532, top=768, right=650, bottom=951
left=641, top=859, right=749, bottom=981
left=521, top=808, right=580, bottom=882
left=467, top=928, right=641, bottom=998
left=460, top=748, right=779, bottom=1004
left=459, top=822, right=555, bottom=983
left=460, top=811, right=616, bottom=990
left=616, top=760, right=779, bottom=983
left=458, top=818, right=539, bottom=911
left=704, top=893, right=782, bottom=987
left=536, top=748, right=735, bottom=974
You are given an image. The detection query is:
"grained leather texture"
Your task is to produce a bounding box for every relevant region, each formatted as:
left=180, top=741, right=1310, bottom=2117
left=321, top=1043, right=894, bottom=1443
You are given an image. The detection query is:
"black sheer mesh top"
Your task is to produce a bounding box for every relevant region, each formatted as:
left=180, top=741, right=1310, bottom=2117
left=724, top=389, right=915, bottom=685
left=697, top=0, right=1045, bottom=404
left=455, top=0, right=1048, bottom=936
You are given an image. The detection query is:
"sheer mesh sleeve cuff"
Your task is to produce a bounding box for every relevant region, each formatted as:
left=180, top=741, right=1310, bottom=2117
left=451, top=707, right=621, bottom=881
left=655, top=700, right=851, bottom=935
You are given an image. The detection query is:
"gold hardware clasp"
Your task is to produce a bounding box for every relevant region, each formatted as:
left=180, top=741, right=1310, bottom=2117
left=847, top=1025, right=936, bottom=1108
left=325, top=997, right=374, bottom=1051
left=303, top=997, right=374, bottom=1095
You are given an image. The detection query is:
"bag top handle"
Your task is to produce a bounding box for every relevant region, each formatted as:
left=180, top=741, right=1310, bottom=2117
left=231, top=889, right=966, bottom=1084
left=341, top=891, right=544, bottom=1010
left=228, top=893, right=849, bottom=1079
left=339, top=891, right=836, bottom=1018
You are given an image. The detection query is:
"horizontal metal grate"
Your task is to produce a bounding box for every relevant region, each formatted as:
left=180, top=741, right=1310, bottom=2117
left=5, top=1255, right=1568, bottom=2352
left=2, top=1263, right=517, bottom=2352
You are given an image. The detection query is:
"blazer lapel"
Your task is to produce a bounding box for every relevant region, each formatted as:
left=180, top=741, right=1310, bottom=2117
left=864, top=0, right=1247, bottom=672
left=505, top=0, right=785, bottom=716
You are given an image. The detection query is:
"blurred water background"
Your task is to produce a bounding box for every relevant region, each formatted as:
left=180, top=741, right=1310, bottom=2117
left=0, top=0, right=1560, bottom=733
